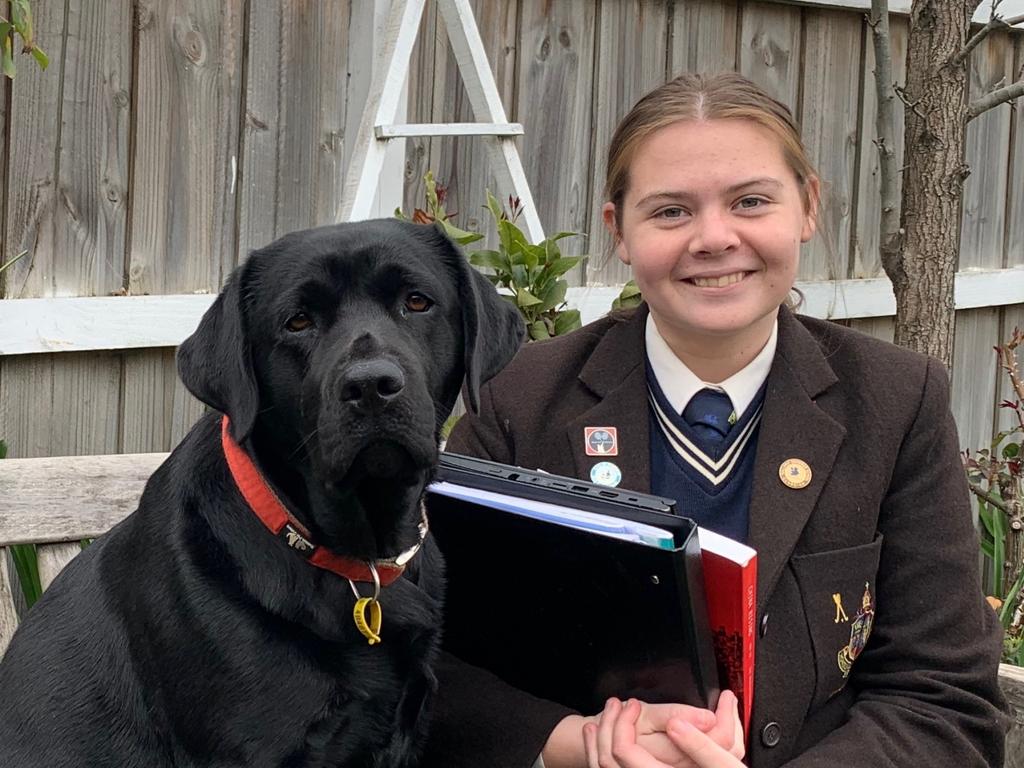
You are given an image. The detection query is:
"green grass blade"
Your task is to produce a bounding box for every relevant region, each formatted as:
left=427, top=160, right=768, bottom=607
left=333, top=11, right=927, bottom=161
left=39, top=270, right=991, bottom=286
left=0, top=249, right=28, bottom=274
left=992, top=509, right=1007, bottom=597
left=999, top=576, right=1024, bottom=635
left=980, top=538, right=995, bottom=559
left=978, top=502, right=996, bottom=538
left=10, top=543, right=42, bottom=608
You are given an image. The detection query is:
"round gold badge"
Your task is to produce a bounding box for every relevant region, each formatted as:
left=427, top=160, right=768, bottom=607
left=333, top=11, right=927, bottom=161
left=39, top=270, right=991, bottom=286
left=779, top=458, right=812, bottom=489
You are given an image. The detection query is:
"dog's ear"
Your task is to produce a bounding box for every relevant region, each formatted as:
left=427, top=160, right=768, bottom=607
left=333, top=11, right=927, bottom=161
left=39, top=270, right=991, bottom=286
left=445, top=230, right=526, bottom=413
left=176, top=262, right=259, bottom=442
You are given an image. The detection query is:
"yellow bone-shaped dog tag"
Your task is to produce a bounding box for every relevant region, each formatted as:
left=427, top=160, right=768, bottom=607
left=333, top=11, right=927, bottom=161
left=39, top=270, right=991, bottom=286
left=353, top=597, right=382, bottom=645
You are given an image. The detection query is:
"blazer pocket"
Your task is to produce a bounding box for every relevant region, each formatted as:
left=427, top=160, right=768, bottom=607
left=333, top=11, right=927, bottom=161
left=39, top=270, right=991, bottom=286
left=790, top=535, right=883, bottom=709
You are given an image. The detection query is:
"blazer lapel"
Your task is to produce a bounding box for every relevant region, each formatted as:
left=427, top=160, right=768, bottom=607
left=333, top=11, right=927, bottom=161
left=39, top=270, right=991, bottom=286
left=566, top=308, right=652, bottom=494
left=748, top=309, right=847, bottom=610
left=558, top=305, right=847, bottom=611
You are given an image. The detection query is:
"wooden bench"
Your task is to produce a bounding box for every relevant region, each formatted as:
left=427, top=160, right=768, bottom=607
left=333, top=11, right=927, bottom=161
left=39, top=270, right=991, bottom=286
left=2, top=453, right=1022, bottom=764
left=0, top=453, right=165, bottom=655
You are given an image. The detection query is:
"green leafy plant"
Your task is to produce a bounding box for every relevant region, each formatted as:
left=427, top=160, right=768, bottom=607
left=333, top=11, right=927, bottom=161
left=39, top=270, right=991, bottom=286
left=964, top=327, right=1024, bottom=665
left=1, top=1, right=47, bottom=79
left=469, top=192, right=582, bottom=341
left=399, top=173, right=585, bottom=342
left=395, top=170, right=482, bottom=247
left=612, top=279, right=642, bottom=311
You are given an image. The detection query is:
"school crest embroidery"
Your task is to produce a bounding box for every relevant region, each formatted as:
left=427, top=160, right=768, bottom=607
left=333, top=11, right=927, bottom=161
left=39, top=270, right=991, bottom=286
left=837, top=582, right=875, bottom=678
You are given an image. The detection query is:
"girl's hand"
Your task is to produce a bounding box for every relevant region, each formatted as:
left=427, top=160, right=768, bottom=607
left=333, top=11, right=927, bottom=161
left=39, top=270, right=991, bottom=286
left=583, top=692, right=745, bottom=768
left=540, top=705, right=713, bottom=768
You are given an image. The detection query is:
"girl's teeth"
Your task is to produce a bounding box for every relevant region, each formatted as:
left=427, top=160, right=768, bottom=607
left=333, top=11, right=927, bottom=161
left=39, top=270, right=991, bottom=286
left=692, top=272, right=744, bottom=288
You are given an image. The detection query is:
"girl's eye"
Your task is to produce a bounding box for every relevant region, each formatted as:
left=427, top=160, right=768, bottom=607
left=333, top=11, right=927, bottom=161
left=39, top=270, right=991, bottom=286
left=656, top=206, right=685, bottom=220
left=285, top=312, right=314, bottom=332
left=737, top=197, right=765, bottom=210
left=405, top=293, right=433, bottom=313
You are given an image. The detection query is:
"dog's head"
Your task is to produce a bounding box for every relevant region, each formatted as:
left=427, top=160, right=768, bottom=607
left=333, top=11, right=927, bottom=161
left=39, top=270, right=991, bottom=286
left=177, top=219, right=524, bottom=559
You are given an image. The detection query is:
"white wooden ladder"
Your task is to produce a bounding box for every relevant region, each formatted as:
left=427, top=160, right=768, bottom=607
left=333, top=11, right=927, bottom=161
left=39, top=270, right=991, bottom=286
left=340, top=0, right=544, bottom=242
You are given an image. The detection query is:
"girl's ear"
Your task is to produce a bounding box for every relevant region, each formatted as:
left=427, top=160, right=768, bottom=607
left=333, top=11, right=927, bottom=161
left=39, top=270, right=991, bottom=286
left=801, top=176, right=821, bottom=243
left=602, top=202, right=630, bottom=265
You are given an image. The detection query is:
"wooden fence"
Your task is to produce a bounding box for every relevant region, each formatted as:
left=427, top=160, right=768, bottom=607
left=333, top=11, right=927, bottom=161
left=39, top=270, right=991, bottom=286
left=0, top=0, right=1022, bottom=465
left=0, top=0, right=1021, bottom=756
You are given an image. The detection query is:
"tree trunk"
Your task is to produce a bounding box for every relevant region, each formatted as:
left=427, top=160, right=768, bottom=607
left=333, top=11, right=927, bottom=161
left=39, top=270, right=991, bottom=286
left=887, top=0, right=978, bottom=367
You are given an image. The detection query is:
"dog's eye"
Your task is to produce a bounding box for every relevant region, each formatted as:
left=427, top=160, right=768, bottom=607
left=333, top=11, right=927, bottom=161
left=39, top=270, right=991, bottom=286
left=285, top=312, right=314, bottom=332
left=404, top=293, right=433, bottom=313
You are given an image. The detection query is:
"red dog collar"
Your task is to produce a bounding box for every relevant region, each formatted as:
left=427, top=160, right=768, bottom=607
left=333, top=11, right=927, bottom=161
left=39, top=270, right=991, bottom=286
left=220, top=416, right=425, bottom=586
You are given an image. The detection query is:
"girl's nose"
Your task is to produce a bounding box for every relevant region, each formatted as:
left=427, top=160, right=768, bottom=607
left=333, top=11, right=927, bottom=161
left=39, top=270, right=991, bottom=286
left=689, top=209, right=741, bottom=257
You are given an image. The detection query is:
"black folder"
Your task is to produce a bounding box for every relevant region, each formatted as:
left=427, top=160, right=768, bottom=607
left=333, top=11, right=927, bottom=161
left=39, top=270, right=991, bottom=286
left=426, top=453, right=721, bottom=714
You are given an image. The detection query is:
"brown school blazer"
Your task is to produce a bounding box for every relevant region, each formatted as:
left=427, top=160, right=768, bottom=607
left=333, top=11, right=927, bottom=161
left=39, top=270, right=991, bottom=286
left=422, top=304, right=1007, bottom=768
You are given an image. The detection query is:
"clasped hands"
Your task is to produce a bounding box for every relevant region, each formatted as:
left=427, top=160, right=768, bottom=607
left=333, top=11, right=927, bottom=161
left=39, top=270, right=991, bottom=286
left=544, top=690, right=745, bottom=768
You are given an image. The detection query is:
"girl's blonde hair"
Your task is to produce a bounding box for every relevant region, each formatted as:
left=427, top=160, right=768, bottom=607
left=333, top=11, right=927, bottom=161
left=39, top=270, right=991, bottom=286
left=604, top=72, right=819, bottom=228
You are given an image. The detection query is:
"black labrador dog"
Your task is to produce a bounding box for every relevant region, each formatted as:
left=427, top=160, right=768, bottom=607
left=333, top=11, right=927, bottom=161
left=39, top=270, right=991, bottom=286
left=0, top=219, right=524, bottom=767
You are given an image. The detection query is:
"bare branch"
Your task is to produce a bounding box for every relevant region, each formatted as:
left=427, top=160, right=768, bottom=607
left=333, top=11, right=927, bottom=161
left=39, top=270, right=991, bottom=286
left=953, top=1, right=1024, bottom=65
left=997, top=328, right=1024, bottom=408
left=894, top=84, right=928, bottom=121
left=968, top=481, right=1010, bottom=513
left=869, top=0, right=902, bottom=276
left=967, top=79, right=1024, bottom=121
left=952, top=17, right=1009, bottom=66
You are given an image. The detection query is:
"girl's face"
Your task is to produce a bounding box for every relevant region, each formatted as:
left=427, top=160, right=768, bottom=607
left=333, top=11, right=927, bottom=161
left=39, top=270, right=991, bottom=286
left=604, top=119, right=817, bottom=365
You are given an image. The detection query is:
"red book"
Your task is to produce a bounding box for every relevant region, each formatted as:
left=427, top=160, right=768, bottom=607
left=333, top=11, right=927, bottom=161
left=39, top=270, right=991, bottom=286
left=698, top=527, right=757, bottom=737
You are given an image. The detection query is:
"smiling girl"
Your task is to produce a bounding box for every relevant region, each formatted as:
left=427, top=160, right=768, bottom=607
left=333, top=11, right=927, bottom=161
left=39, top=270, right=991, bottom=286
left=426, top=73, right=1005, bottom=768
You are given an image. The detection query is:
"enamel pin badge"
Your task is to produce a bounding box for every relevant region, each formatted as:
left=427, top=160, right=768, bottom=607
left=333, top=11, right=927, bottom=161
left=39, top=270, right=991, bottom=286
left=585, top=427, right=619, bottom=456
left=590, top=461, right=622, bottom=487
left=779, top=458, right=812, bottom=489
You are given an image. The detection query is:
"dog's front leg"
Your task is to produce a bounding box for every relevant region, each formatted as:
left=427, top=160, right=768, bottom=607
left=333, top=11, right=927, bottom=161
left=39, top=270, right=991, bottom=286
left=370, top=665, right=437, bottom=768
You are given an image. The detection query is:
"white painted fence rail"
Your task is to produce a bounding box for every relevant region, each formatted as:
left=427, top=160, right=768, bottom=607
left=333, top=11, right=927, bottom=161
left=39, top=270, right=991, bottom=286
left=2, top=268, right=1023, bottom=356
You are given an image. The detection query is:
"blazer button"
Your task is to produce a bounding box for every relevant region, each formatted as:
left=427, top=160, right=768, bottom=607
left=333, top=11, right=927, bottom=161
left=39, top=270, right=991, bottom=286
left=759, top=612, right=769, bottom=637
left=761, top=721, right=782, bottom=748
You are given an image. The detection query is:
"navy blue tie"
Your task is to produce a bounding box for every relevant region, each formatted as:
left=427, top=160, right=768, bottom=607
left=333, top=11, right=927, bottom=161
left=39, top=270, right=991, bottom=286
left=682, top=388, right=734, bottom=444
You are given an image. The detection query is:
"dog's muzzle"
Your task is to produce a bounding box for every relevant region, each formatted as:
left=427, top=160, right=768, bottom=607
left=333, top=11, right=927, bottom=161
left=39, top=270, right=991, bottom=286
left=339, top=359, right=405, bottom=413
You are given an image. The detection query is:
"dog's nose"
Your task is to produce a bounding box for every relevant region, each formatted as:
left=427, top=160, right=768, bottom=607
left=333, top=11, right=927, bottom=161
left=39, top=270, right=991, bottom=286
left=340, top=360, right=405, bottom=409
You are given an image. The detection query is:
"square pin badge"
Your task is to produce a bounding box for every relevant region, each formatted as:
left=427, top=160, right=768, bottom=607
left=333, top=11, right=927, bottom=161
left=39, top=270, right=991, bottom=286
left=584, top=427, right=619, bottom=457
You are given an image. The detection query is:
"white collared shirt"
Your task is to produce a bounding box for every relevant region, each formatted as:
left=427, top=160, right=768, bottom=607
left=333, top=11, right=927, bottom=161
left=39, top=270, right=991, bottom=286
left=645, top=314, right=778, bottom=420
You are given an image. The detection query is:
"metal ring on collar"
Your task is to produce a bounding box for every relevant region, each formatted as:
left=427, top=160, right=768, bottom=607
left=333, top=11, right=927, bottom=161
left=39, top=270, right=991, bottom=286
left=348, top=561, right=381, bottom=602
